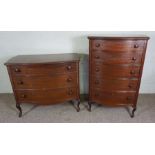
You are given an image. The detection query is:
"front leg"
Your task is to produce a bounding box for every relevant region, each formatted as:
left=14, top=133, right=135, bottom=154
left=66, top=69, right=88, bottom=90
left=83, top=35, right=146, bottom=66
left=88, top=101, right=92, bottom=112
left=131, top=107, right=137, bottom=118
left=16, top=103, right=22, bottom=117
left=77, top=99, right=80, bottom=112
left=69, top=100, right=80, bottom=112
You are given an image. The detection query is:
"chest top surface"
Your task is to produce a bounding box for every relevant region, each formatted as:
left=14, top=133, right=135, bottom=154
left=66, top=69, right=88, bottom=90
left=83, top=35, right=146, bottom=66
left=5, top=53, right=80, bottom=65
left=88, top=35, right=150, bottom=40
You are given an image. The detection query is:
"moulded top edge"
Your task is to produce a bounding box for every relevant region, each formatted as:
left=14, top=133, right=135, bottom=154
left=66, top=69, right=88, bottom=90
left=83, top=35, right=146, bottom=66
left=88, top=36, right=150, bottom=40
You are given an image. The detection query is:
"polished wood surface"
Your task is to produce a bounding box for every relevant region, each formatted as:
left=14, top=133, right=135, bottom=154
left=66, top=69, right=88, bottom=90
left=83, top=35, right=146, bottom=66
left=92, top=50, right=143, bottom=64
left=91, top=78, right=138, bottom=91
left=10, top=63, right=77, bottom=75
left=15, top=87, right=77, bottom=105
left=91, top=90, right=136, bottom=106
left=91, top=63, right=141, bottom=78
left=5, top=53, right=80, bottom=117
left=91, top=40, right=145, bottom=51
left=88, top=36, right=149, bottom=117
left=5, top=53, right=80, bottom=65
left=88, top=36, right=150, bottom=40
left=12, top=73, right=77, bottom=90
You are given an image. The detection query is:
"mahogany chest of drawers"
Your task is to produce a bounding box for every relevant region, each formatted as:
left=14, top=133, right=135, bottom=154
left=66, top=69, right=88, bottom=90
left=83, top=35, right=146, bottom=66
left=5, top=54, right=80, bottom=117
left=88, top=36, right=150, bottom=117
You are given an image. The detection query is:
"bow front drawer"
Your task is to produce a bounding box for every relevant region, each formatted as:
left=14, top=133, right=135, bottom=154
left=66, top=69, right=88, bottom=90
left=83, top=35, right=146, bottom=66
left=92, top=78, right=138, bottom=91
left=91, top=40, right=145, bottom=51
left=92, top=63, right=141, bottom=78
left=10, top=62, right=77, bottom=76
left=92, top=90, right=136, bottom=106
left=16, top=87, right=77, bottom=105
left=92, top=50, right=143, bottom=64
left=12, top=73, right=78, bottom=90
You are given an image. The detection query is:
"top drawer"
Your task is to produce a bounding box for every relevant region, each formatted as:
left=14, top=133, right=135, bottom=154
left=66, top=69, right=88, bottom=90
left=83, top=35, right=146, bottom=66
left=91, top=40, right=145, bottom=51
left=9, top=62, right=78, bottom=76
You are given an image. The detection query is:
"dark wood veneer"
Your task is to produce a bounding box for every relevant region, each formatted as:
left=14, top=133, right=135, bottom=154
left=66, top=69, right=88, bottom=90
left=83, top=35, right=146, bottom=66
left=91, top=63, right=141, bottom=78
left=5, top=53, right=80, bottom=117
left=15, top=87, right=78, bottom=105
left=88, top=36, right=149, bottom=117
left=92, top=50, right=143, bottom=64
left=91, top=90, right=136, bottom=106
left=12, top=73, right=77, bottom=90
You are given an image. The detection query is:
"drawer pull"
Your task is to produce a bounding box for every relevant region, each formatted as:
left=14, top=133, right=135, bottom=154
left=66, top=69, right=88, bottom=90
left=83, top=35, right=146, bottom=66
left=95, top=43, right=100, bottom=47
left=95, top=56, right=100, bottom=59
left=17, top=81, right=24, bottom=85
left=14, top=68, right=21, bottom=72
left=68, top=90, right=73, bottom=95
left=95, top=68, right=100, bottom=72
left=21, top=94, right=26, bottom=98
left=67, top=78, right=72, bottom=82
left=67, top=65, right=72, bottom=70
left=130, top=70, right=136, bottom=74
left=134, top=44, right=139, bottom=48
left=132, top=57, right=137, bottom=61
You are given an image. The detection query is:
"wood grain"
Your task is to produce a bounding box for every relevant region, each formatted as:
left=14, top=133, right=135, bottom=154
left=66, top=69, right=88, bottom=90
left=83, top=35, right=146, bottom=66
left=88, top=36, right=149, bottom=117
left=15, top=87, right=77, bottom=105
left=5, top=53, right=80, bottom=117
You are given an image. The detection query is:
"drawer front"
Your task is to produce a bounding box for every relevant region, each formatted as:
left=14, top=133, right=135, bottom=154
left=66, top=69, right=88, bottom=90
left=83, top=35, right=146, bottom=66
left=16, top=87, right=77, bottom=104
left=10, top=62, right=77, bottom=76
left=92, top=50, right=143, bottom=64
left=91, top=63, right=141, bottom=78
left=91, top=78, right=138, bottom=91
left=91, top=40, right=145, bottom=51
left=13, top=73, right=78, bottom=90
left=91, top=89, right=136, bottom=106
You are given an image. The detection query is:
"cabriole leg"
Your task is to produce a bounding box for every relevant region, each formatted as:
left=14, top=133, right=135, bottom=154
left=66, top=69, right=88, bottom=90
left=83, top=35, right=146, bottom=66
left=88, top=101, right=92, bottom=112
left=16, top=104, right=22, bottom=117
left=77, top=99, right=80, bottom=112
left=131, top=107, right=136, bottom=118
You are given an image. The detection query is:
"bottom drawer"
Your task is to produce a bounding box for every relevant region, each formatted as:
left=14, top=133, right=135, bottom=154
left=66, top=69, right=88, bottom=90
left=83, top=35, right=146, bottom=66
left=91, top=77, right=138, bottom=91
left=91, top=89, right=136, bottom=106
left=16, top=87, right=78, bottom=105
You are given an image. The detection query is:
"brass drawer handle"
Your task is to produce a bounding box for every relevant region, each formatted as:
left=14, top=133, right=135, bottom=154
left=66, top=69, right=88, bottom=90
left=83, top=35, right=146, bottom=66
left=67, top=78, right=72, bottom=82
left=21, top=94, right=26, bottom=98
left=95, top=43, right=100, bottom=47
left=68, top=90, right=73, bottom=95
left=17, top=81, right=24, bottom=85
left=66, top=65, right=72, bottom=70
left=134, top=44, right=139, bottom=48
left=14, top=68, right=21, bottom=72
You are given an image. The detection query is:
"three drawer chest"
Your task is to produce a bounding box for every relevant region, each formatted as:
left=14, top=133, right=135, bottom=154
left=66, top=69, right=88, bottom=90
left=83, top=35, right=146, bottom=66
left=88, top=36, right=149, bottom=117
left=5, top=53, right=80, bottom=117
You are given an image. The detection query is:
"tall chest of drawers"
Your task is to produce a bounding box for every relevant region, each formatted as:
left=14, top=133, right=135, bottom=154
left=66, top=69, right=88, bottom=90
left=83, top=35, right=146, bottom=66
left=5, top=54, right=80, bottom=117
left=88, top=36, right=149, bottom=117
